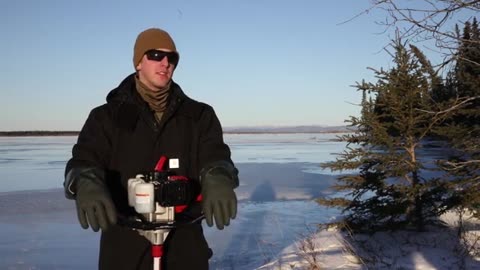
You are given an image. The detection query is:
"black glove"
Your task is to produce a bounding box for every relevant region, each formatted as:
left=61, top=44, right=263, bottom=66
left=201, top=168, right=237, bottom=230
left=68, top=168, right=117, bottom=232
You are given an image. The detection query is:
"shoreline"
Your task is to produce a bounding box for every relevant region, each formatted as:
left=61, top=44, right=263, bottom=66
left=0, top=130, right=350, bottom=137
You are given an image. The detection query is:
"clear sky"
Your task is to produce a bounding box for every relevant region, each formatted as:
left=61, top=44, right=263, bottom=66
left=0, top=0, right=453, bottom=131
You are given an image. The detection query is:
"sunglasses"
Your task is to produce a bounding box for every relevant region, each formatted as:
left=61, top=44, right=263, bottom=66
left=145, top=49, right=179, bottom=66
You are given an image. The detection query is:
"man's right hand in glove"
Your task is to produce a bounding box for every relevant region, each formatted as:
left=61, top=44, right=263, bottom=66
left=65, top=168, right=117, bottom=232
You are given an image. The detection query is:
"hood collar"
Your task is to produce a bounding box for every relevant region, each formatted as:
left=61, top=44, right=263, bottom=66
left=106, top=73, right=186, bottom=106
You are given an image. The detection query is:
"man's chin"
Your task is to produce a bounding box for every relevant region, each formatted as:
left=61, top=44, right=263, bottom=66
left=153, top=80, right=171, bottom=89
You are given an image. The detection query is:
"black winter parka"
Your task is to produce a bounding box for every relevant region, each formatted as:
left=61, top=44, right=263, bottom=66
left=64, top=73, right=238, bottom=269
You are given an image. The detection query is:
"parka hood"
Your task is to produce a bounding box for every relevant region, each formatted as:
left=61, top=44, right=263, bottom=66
left=106, top=73, right=137, bottom=104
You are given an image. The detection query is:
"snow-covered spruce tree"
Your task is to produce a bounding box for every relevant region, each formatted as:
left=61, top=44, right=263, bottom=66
left=318, top=38, right=469, bottom=232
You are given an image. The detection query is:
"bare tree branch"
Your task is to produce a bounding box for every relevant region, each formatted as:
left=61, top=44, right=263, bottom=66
left=369, top=0, right=480, bottom=66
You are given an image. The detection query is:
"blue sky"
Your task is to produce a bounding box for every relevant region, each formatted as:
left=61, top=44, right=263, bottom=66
left=0, top=0, right=462, bottom=131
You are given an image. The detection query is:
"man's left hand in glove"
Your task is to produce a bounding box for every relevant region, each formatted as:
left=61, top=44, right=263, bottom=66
left=201, top=167, right=238, bottom=230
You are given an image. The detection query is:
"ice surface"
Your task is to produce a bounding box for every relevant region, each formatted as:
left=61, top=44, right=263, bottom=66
left=0, top=136, right=73, bottom=192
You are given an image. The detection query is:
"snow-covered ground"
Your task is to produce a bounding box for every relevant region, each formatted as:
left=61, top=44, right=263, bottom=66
left=258, top=210, right=480, bottom=269
left=0, top=134, right=479, bottom=269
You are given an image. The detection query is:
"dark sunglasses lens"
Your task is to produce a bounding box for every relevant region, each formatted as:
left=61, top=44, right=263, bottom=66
left=146, top=50, right=178, bottom=65
left=167, top=52, right=179, bottom=65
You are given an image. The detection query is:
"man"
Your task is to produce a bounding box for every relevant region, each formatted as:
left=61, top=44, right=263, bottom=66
left=64, top=28, right=239, bottom=270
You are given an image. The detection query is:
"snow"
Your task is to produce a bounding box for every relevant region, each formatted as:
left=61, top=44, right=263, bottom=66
left=258, top=211, right=480, bottom=269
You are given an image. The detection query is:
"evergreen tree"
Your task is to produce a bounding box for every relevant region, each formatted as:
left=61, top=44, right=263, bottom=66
left=437, top=18, right=480, bottom=217
left=442, top=70, right=457, bottom=102
left=438, top=18, right=480, bottom=216
left=319, top=39, right=467, bottom=232
left=455, top=18, right=480, bottom=125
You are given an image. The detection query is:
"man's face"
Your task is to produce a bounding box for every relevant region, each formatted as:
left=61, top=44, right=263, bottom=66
left=136, top=48, right=177, bottom=90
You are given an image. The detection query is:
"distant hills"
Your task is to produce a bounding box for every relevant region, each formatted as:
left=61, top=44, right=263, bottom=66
left=0, top=125, right=349, bottom=136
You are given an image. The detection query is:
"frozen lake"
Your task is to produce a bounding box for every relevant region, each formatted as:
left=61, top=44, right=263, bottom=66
left=0, top=133, right=452, bottom=269
left=0, top=134, right=345, bottom=193
left=0, top=133, right=371, bottom=269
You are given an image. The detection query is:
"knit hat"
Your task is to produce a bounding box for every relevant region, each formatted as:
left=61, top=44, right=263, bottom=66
left=133, top=28, right=179, bottom=69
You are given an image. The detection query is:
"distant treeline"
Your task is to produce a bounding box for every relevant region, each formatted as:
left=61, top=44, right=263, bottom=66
left=0, top=128, right=350, bottom=137
left=0, top=131, right=80, bottom=137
